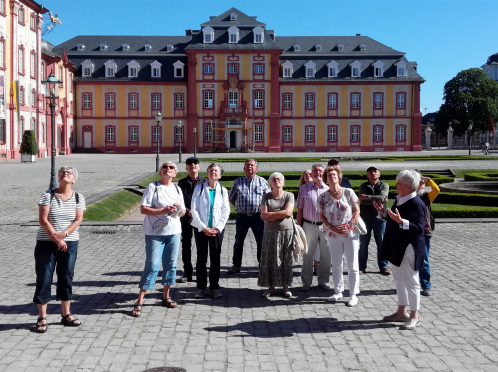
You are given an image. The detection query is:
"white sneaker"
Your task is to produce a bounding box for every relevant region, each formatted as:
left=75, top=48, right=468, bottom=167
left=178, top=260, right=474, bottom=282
left=284, top=291, right=292, bottom=297
left=347, top=295, right=358, bottom=307
left=195, top=289, right=204, bottom=298
left=328, top=292, right=343, bottom=302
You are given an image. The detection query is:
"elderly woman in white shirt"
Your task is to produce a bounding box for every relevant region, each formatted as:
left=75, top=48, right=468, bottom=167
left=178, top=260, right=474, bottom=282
left=132, top=161, right=186, bottom=317
left=191, top=163, right=230, bottom=299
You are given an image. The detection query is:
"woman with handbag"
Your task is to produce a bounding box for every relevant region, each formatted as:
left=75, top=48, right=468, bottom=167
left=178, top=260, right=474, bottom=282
left=317, top=166, right=361, bottom=307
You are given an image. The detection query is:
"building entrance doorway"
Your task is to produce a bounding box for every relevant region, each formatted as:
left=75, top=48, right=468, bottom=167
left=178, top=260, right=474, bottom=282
left=230, top=131, right=237, bottom=148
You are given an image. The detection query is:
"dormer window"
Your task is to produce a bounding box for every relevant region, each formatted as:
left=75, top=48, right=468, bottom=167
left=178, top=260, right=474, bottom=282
left=281, top=61, right=293, bottom=78
left=253, top=26, right=264, bottom=43
left=228, top=26, right=239, bottom=44
left=294, top=44, right=300, bottom=52
left=150, top=60, right=162, bottom=78
left=350, top=60, right=361, bottom=77
left=144, top=44, right=152, bottom=52
left=173, top=60, right=184, bottom=78
left=327, top=60, right=339, bottom=77
left=122, top=44, right=130, bottom=51
left=77, top=43, right=85, bottom=51
left=230, top=12, right=237, bottom=20
left=203, top=27, right=214, bottom=44
left=99, top=43, right=107, bottom=51
left=337, top=44, right=344, bottom=51
left=316, top=44, right=322, bottom=51
left=127, top=60, right=140, bottom=77
left=81, top=59, right=94, bottom=77
left=304, top=61, right=316, bottom=78
left=396, top=60, right=407, bottom=76
left=373, top=60, right=384, bottom=77
left=166, top=44, right=174, bottom=52
left=360, top=44, right=367, bottom=51
left=104, top=60, right=117, bottom=77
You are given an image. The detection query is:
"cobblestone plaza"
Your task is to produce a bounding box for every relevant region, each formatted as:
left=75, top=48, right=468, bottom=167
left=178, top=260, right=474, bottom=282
left=0, top=152, right=497, bottom=371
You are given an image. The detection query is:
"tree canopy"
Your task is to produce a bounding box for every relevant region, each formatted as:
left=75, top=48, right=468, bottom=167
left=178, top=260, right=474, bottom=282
left=435, top=68, right=498, bottom=136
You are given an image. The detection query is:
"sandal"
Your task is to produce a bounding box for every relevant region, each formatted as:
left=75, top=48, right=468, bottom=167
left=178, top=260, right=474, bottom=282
left=61, top=313, right=81, bottom=327
left=162, top=297, right=177, bottom=308
left=36, top=317, right=47, bottom=333
left=131, top=303, right=142, bottom=317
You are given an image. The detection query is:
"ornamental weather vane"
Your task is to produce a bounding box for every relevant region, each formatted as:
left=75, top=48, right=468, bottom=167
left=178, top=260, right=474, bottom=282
left=42, top=11, right=62, bottom=35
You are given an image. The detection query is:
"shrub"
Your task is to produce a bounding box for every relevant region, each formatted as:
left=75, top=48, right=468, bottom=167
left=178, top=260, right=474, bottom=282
left=20, top=130, right=38, bottom=155
left=464, top=173, right=498, bottom=181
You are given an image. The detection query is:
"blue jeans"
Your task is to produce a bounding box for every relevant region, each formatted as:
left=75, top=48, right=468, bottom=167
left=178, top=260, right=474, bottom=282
left=140, top=234, right=181, bottom=290
left=33, top=240, right=79, bottom=304
left=359, top=219, right=388, bottom=270
left=232, top=213, right=265, bottom=267
left=419, top=236, right=431, bottom=289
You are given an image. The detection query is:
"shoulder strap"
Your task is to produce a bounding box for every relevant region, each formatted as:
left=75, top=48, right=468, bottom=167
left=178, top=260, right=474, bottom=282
left=75, top=192, right=79, bottom=204
left=175, top=184, right=180, bottom=195
left=50, top=190, right=55, bottom=206
left=200, top=183, right=205, bottom=196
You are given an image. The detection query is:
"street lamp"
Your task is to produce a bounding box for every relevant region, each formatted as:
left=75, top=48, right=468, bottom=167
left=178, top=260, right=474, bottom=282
left=468, top=123, right=473, bottom=156
left=193, top=127, right=197, bottom=158
left=177, top=120, right=182, bottom=163
left=154, top=111, right=163, bottom=172
left=41, top=72, right=62, bottom=191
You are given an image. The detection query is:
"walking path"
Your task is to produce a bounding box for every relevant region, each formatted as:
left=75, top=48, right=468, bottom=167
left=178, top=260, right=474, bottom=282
left=1, top=153, right=498, bottom=371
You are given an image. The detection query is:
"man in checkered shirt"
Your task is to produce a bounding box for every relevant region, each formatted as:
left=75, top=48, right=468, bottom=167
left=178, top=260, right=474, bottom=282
left=227, top=159, right=271, bottom=274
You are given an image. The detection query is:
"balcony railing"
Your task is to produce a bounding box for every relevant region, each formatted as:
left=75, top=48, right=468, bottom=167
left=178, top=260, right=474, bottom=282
left=221, top=107, right=247, bottom=114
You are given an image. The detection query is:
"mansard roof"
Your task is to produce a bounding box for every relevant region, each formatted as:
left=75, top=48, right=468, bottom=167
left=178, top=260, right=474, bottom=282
left=275, top=36, right=403, bottom=55
left=201, top=7, right=265, bottom=27
left=185, top=29, right=280, bottom=51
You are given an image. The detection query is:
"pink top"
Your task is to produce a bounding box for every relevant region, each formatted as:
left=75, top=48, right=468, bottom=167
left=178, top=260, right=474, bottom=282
left=297, top=181, right=329, bottom=222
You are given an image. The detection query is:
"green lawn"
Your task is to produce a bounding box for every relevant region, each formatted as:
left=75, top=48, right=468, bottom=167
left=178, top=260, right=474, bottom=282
left=84, top=190, right=142, bottom=221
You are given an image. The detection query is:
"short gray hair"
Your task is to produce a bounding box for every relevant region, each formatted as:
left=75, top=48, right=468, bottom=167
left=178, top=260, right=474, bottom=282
left=58, top=166, right=78, bottom=180
left=208, top=163, right=224, bottom=175
left=396, top=170, right=421, bottom=192
left=161, top=161, right=178, bottom=173
left=244, top=159, right=258, bottom=168
left=312, top=164, right=324, bottom=172
left=269, top=172, right=284, bottom=184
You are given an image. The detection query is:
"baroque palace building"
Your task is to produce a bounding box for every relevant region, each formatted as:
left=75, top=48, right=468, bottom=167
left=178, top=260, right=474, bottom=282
left=9, top=7, right=424, bottom=157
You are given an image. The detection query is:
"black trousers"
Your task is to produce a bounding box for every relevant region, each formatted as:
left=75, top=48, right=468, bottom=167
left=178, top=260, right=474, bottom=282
left=180, top=217, right=194, bottom=277
left=194, top=228, right=225, bottom=290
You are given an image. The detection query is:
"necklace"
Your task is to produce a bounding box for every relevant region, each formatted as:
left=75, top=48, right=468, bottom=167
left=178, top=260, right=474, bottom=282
left=329, top=188, right=342, bottom=196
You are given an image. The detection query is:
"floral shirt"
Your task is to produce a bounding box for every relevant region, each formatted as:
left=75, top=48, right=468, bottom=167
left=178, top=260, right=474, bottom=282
left=317, top=188, right=359, bottom=239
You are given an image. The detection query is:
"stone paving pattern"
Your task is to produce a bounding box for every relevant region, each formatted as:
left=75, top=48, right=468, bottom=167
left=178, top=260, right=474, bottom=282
left=1, top=152, right=498, bottom=371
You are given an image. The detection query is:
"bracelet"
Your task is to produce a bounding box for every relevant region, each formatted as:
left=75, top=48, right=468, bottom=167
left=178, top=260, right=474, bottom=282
left=64, top=230, right=68, bottom=237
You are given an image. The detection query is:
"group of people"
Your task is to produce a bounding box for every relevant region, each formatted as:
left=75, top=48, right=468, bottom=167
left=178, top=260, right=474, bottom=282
left=33, top=158, right=439, bottom=333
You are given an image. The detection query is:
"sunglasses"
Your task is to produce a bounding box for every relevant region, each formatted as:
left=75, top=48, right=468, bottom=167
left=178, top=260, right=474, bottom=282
left=59, top=171, right=73, bottom=175
left=162, top=165, right=175, bottom=170
left=186, top=161, right=199, bottom=166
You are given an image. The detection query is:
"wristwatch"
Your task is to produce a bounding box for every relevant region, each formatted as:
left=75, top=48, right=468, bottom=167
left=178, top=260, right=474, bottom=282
left=64, top=230, right=69, bottom=237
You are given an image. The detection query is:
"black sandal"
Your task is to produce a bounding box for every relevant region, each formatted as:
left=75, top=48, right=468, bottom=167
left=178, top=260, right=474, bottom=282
left=61, top=313, right=81, bottom=327
left=131, top=303, right=142, bottom=317
left=36, top=317, right=47, bottom=333
left=162, top=297, right=177, bottom=308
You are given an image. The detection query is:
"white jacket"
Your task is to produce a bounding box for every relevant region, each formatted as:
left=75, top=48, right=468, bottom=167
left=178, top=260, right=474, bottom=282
left=191, top=181, right=230, bottom=232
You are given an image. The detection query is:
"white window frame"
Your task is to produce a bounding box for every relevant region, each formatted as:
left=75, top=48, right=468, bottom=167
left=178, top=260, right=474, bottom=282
left=81, top=59, right=94, bottom=77
left=350, top=60, right=361, bottom=77
left=328, top=126, right=337, bottom=142
left=294, top=44, right=300, bottom=51
left=203, top=27, right=214, bottom=44
left=228, top=90, right=238, bottom=108
left=127, top=60, right=140, bottom=78
left=144, top=44, right=152, bottom=51
left=204, top=125, right=212, bottom=141
left=99, top=43, right=107, bottom=51
left=396, top=60, right=407, bottom=76
left=283, top=94, right=291, bottom=109
left=152, top=93, right=161, bottom=109
left=129, top=126, right=138, bottom=142
left=374, top=126, right=382, bottom=141
left=228, top=64, right=239, bottom=74
left=166, top=44, right=174, bottom=52
left=254, top=64, right=263, bottom=74
left=122, top=44, right=130, bottom=51
left=204, top=91, right=213, bottom=108
left=373, top=60, right=384, bottom=77
left=106, top=126, right=115, bottom=142
left=283, top=126, right=291, bottom=142
left=305, top=94, right=314, bottom=109
left=328, top=94, right=337, bottom=109
left=396, top=93, right=405, bottom=109
left=327, top=60, right=338, bottom=77
left=282, top=61, right=293, bottom=78
left=152, top=126, right=161, bottom=142
left=304, top=61, right=316, bottom=78
left=77, top=43, right=85, bottom=51
left=228, top=26, right=239, bottom=44
left=175, top=94, right=184, bottom=109
left=351, top=93, right=360, bottom=109
left=83, top=93, right=91, bottom=109
left=374, top=93, right=382, bottom=108
left=337, top=44, right=344, bottom=51
left=397, top=125, right=405, bottom=141
left=175, top=126, right=183, bottom=142
left=104, top=60, right=117, bottom=77
left=254, top=124, right=263, bottom=141
left=253, top=26, right=264, bottom=43
left=316, top=44, right=322, bottom=51
left=254, top=91, right=263, bottom=108
left=305, top=126, right=314, bottom=142
left=351, top=126, right=359, bottom=141
left=360, top=44, right=367, bottom=51
left=173, top=60, right=184, bottom=78
left=106, top=93, right=115, bottom=109
left=150, top=60, right=162, bottom=78
left=204, top=64, right=213, bottom=74
left=129, top=93, right=138, bottom=109
left=230, top=12, right=237, bottom=20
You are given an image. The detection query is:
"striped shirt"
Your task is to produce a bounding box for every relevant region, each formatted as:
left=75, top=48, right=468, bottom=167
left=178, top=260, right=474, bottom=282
left=228, top=175, right=271, bottom=215
left=37, top=190, right=86, bottom=241
left=297, top=181, right=329, bottom=222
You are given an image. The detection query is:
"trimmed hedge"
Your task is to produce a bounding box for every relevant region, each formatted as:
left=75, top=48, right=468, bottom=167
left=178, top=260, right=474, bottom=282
left=464, top=173, right=498, bottom=181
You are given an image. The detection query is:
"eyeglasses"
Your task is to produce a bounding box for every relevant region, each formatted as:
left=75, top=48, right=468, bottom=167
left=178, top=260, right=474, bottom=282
left=59, top=171, right=73, bottom=175
left=186, top=162, right=198, bottom=166
left=162, top=165, right=175, bottom=170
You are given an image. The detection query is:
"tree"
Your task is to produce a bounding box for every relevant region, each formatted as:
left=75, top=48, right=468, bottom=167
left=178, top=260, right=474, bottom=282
left=20, top=130, right=38, bottom=155
left=435, top=68, right=498, bottom=136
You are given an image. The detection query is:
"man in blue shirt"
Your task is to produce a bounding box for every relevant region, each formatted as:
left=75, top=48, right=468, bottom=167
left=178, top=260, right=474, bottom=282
left=227, top=159, right=271, bottom=274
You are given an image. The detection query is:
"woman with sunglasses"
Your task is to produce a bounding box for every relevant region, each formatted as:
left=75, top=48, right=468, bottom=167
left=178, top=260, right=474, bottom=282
left=33, top=166, right=86, bottom=333
left=132, top=161, right=186, bottom=316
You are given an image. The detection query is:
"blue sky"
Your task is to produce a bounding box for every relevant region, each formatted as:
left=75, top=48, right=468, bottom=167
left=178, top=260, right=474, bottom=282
left=41, top=0, right=497, bottom=115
